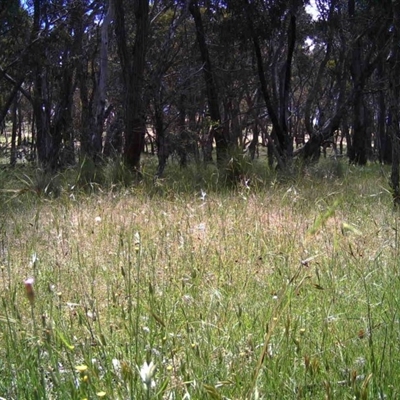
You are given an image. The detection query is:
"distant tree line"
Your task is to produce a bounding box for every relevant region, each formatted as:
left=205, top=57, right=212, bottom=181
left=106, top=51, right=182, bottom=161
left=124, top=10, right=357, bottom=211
left=1, top=0, right=400, bottom=191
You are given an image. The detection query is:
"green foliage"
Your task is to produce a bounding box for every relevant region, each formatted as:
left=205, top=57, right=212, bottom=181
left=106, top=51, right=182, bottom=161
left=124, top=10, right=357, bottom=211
left=305, top=158, right=345, bottom=180
left=73, top=157, right=105, bottom=191
left=16, top=169, right=62, bottom=198
left=101, top=156, right=137, bottom=188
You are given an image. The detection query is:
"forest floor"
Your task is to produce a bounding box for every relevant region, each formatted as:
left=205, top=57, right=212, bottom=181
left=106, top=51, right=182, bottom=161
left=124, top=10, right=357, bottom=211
left=0, top=158, right=398, bottom=399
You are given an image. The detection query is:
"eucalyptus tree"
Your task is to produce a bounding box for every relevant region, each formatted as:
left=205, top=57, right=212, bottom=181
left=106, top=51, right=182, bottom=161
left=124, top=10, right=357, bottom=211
left=27, top=0, right=111, bottom=170
left=346, top=0, right=392, bottom=165
left=78, top=0, right=114, bottom=161
left=239, top=0, right=304, bottom=168
left=297, top=0, right=350, bottom=162
left=0, top=0, right=31, bottom=161
left=113, top=0, right=150, bottom=172
left=145, top=2, right=191, bottom=177
left=29, top=0, right=80, bottom=169
left=188, top=0, right=231, bottom=164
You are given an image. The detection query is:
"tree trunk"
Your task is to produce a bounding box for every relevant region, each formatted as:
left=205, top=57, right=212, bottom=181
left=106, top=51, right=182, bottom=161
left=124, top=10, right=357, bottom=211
left=154, top=102, right=168, bottom=178
left=31, top=0, right=80, bottom=170
left=177, top=92, right=189, bottom=167
left=377, top=62, right=391, bottom=164
left=0, top=77, right=24, bottom=128
left=10, top=94, right=18, bottom=166
left=244, top=0, right=298, bottom=167
left=189, top=0, right=229, bottom=165
left=348, top=0, right=368, bottom=165
left=91, top=1, right=114, bottom=160
left=248, top=122, right=259, bottom=161
left=17, top=101, right=22, bottom=147
left=114, top=0, right=150, bottom=172
left=278, top=12, right=297, bottom=160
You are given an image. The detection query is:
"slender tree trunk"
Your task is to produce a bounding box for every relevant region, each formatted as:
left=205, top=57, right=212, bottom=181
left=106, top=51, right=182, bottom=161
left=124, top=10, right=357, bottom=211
left=31, top=0, right=53, bottom=169
left=349, top=89, right=368, bottom=165
left=189, top=0, right=229, bottom=165
left=31, top=0, right=80, bottom=170
left=177, top=92, right=188, bottom=167
left=114, top=0, right=150, bottom=172
left=248, top=122, right=259, bottom=161
left=377, top=62, right=391, bottom=164
left=32, top=68, right=53, bottom=168
left=78, top=55, right=91, bottom=157
left=0, top=77, right=24, bottom=128
left=244, top=0, right=298, bottom=167
left=154, top=101, right=168, bottom=178
left=17, top=102, right=22, bottom=147
left=348, top=0, right=369, bottom=165
left=10, top=95, right=18, bottom=166
left=279, top=12, right=297, bottom=159
left=92, top=1, right=113, bottom=159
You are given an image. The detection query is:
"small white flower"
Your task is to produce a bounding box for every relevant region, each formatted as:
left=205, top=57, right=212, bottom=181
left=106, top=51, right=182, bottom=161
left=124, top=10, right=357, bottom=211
left=327, top=315, right=337, bottom=323
left=95, top=216, right=102, bottom=223
left=182, top=294, right=194, bottom=304
left=134, top=232, right=141, bottom=253
left=112, top=358, right=121, bottom=371
left=31, top=253, right=38, bottom=267
left=142, top=326, right=150, bottom=334
left=200, top=189, right=207, bottom=201
left=138, top=361, right=156, bottom=390
left=134, top=232, right=141, bottom=245
left=196, top=222, right=206, bottom=232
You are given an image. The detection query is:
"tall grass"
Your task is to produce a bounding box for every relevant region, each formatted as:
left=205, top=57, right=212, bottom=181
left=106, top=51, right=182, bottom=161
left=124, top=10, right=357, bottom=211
left=0, top=159, right=398, bottom=399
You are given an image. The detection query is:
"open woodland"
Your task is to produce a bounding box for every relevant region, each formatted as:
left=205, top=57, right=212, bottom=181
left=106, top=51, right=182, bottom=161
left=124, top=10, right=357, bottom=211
left=2, top=0, right=400, bottom=399
left=1, top=1, right=400, bottom=187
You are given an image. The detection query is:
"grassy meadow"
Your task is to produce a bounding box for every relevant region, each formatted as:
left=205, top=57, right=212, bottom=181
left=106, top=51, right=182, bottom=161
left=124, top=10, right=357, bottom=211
left=0, top=158, right=399, bottom=399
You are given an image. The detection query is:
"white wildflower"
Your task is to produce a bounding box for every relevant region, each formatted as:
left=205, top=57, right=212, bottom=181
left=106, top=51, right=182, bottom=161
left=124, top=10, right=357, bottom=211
left=112, top=358, right=121, bottom=372
left=30, top=253, right=38, bottom=267
left=138, top=361, right=156, bottom=390
left=134, top=232, right=141, bottom=253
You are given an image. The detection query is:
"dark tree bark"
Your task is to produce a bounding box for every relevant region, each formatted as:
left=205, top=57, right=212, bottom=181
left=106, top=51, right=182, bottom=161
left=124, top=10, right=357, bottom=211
left=92, top=1, right=113, bottom=159
left=0, top=77, right=24, bottom=128
left=347, top=0, right=392, bottom=165
left=348, top=0, right=367, bottom=164
left=189, top=0, right=229, bottom=165
left=154, top=99, right=168, bottom=178
left=114, top=0, right=150, bottom=172
left=177, top=92, right=188, bottom=167
left=279, top=12, right=297, bottom=159
left=79, top=0, right=113, bottom=162
left=31, top=0, right=54, bottom=169
left=376, top=60, right=389, bottom=163
left=10, top=94, right=18, bottom=166
left=244, top=0, right=299, bottom=167
left=31, top=0, right=81, bottom=170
